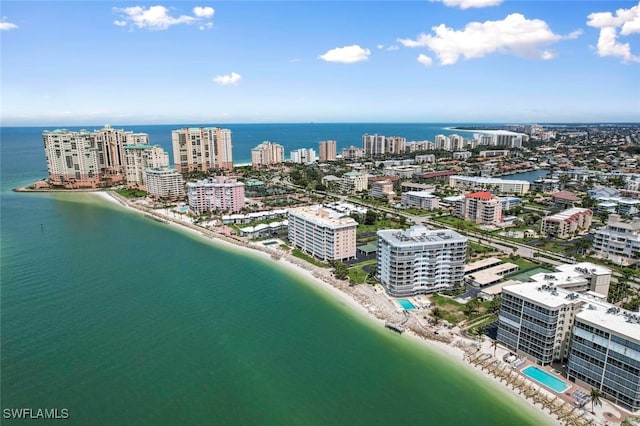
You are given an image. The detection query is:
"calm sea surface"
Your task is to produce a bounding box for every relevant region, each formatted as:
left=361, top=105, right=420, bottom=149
left=0, top=124, right=551, bottom=425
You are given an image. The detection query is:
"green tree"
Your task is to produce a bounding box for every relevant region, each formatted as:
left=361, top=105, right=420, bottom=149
left=364, top=209, right=377, bottom=225
left=491, top=339, right=499, bottom=357
left=333, top=262, right=349, bottom=280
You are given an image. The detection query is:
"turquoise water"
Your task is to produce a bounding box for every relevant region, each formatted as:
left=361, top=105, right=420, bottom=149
left=398, top=299, right=417, bottom=310
left=522, top=366, right=570, bottom=393
left=1, top=125, right=553, bottom=425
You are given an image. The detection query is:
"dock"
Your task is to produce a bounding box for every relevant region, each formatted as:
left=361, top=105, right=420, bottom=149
left=385, top=321, right=405, bottom=334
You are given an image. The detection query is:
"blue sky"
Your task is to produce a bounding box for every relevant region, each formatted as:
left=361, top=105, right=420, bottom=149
left=1, top=1, right=639, bottom=125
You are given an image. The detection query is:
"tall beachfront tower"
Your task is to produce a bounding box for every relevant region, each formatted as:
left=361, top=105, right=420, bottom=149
left=94, top=125, right=148, bottom=175
left=42, top=129, right=101, bottom=188
left=376, top=226, right=467, bottom=297
left=251, top=141, right=284, bottom=169
left=171, top=127, right=233, bottom=173
left=287, top=205, right=357, bottom=262
left=123, top=145, right=170, bottom=189
left=318, top=140, right=336, bottom=162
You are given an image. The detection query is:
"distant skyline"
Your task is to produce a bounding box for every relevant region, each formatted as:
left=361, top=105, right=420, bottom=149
left=1, top=1, right=639, bottom=126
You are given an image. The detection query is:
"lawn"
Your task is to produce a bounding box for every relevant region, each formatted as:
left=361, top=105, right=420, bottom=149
left=291, top=249, right=330, bottom=268
left=432, top=216, right=478, bottom=232
left=429, top=294, right=467, bottom=324
left=348, top=259, right=377, bottom=284
left=357, top=218, right=405, bottom=233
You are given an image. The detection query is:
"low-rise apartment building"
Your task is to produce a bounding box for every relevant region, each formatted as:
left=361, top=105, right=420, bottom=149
left=449, top=175, right=530, bottom=195
left=541, top=208, right=593, bottom=239
left=376, top=226, right=467, bottom=297
left=592, top=214, right=640, bottom=266
left=401, top=191, right=440, bottom=210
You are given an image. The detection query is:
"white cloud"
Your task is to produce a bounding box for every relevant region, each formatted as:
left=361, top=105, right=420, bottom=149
left=398, top=13, right=567, bottom=65
left=113, top=5, right=214, bottom=31
left=199, top=22, right=213, bottom=31
left=587, top=2, right=640, bottom=62
left=434, top=0, right=503, bottom=9
left=0, top=18, right=18, bottom=31
left=377, top=44, right=384, bottom=49
left=213, top=72, right=242, bottom=86
left=541, top=50, right=557, bottom=60
left=319, top=45, right=371, bottom=63
left=417, top=54, right=433, bottom=67
left=193, top=6, right=214, bottom=18
left=387, top=45, right=399, bottom=51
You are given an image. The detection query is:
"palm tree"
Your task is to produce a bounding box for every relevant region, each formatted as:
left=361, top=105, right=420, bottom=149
left=491, top=339, right=499, bottom=357
left=590, top=388, right=603, bottom=414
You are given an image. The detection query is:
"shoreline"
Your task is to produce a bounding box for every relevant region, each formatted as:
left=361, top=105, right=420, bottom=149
left=93, top=190, right=563, bottom=426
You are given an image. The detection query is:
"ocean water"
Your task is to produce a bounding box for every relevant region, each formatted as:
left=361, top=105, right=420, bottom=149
left=0, top=125, right=552, bottom=425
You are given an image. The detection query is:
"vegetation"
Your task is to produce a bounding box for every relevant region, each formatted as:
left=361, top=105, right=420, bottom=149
left=332, top=261, right=349, bottom=280
left=291, top=249, right=329, bottom=268
left=115, top=188, right=147, bottom=198
left=590, top=388, right=603, bottom=414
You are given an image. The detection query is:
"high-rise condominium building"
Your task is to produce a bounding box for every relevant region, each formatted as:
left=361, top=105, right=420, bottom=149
left=287, top=205, right=357, bottom=261
left=462, top=191, right=503, bottom=224
left=362, top=134, right=406, bottom=156
left=94, top=125, right=149, bottom=175
left=43, top=129, right=101, bottom=188
left=145, top=168, right=185, bottom=200
left=187, top=176, right=245, bottom=214
left=251, top=141, right=284, bottom=169
left=497, top=282, right=640, bottom=412
left=376, top=226, right=467, bottom=297
left=318, top=140, right=337, bottom=162
left=124, top=145, right=170, bottom=189
left=290, top=148, right=317, bottom=164
left=171, top=127, right=233, bottom=173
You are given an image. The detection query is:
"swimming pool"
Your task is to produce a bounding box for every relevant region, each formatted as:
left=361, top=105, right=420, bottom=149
left=398, top=299, right=416, bottom=310
left=522, top=365, right=570, bottom=393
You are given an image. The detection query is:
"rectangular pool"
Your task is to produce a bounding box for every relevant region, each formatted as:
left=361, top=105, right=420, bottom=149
left=398, top=299, right=416, bottom=310
left=521, top=365, right=570, bottom=393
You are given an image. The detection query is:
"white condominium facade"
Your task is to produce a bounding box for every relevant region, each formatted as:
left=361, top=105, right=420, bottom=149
left=318, top=140, right=337, bottom=162
left=376, top=226, right=467, bottom=297
left=43, top=129, right=101, bottom=188
left=592, top=214, right=640, bottom=266
left=541, top=208, right=592, bottom=239
left=172, top=127, right=234, bottom=173
left=124, top=145, right=169, bottom=189
left=287, top=205, right=357, bottom=261
left=497, top=282, right=640, bottom=412
left=251, top=141, right=285, bottom=169
left=145, top=168, right=185, bottom=200
left=401, top=191, right=440, bottom=210
left=290, top=148, right=317, bottom=164
left=187, top=176, right=245, bottom=214
left=449, top=175, right=530, bottom=195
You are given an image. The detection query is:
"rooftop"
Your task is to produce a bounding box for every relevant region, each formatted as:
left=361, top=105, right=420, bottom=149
left=377, top=225, right=467, bottom=246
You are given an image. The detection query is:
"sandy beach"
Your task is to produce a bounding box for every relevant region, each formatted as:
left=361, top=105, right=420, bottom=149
left=92, top=190, right=615, bottom=426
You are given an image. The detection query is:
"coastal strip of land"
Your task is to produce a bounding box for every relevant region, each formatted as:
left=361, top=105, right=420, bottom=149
left=92, top=190, right=561, bottom=426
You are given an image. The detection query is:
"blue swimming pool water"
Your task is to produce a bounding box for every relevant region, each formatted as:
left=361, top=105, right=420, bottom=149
left=522, top=366, right=570, bottom=393
left=398, top=299, right=416, bottom=310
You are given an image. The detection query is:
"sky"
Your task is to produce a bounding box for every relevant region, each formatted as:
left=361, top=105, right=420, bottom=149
left=1, top=0, right=639, bottom=126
